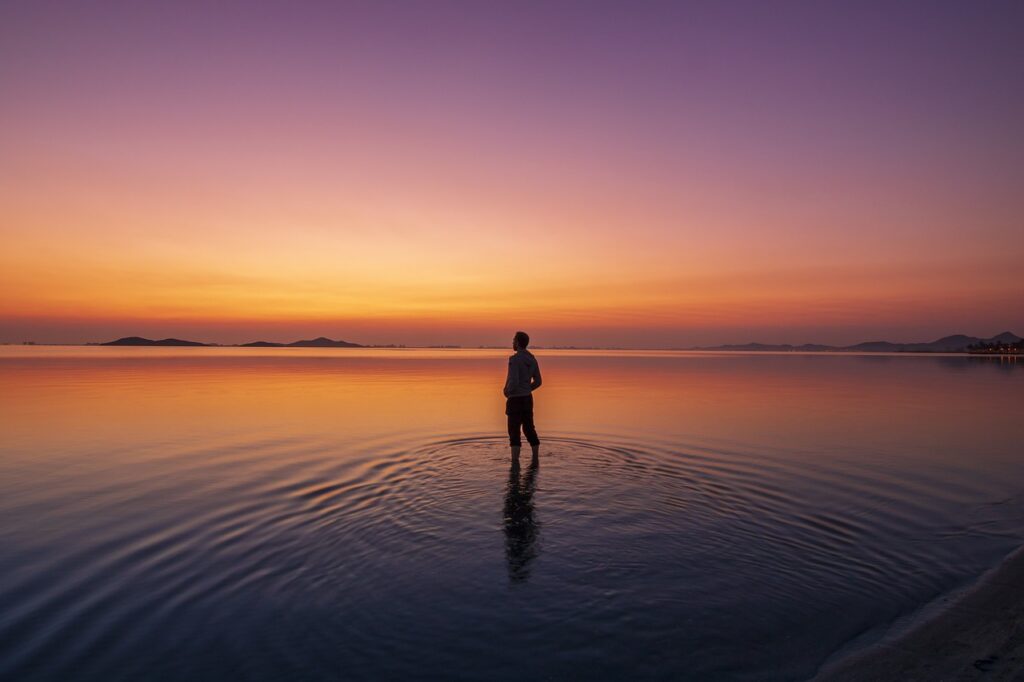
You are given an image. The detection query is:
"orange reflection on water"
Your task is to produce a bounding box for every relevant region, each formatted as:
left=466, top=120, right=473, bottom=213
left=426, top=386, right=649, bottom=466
left=2, top=347, right=1021, bottom=476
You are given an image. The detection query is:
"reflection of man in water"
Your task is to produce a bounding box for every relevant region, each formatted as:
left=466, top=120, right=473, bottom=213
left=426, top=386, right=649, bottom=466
left=504, top=456, right=539, bottom=583
left=503, top=330, right=542, bottom=461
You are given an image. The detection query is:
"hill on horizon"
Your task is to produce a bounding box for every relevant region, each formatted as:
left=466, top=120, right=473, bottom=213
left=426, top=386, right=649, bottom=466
left=240, top=337, right=363, bottom=348
left=101, top=336, right=210, bottom=347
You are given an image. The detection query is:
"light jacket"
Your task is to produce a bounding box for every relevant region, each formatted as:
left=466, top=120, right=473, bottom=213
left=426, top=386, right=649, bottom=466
left=503, top=350, right=542, bottom=397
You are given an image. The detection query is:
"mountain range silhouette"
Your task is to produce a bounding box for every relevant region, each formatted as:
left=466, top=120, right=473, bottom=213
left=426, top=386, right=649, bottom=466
left=691, top=331, right=1021, bottom=353
left=101, top=336, right=362, bottom=348
left=96, top=332, right=1021, bottom=351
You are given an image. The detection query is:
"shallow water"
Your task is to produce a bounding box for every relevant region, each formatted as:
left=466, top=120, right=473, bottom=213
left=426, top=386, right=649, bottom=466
left=1, top=347, right=1022, bottom=681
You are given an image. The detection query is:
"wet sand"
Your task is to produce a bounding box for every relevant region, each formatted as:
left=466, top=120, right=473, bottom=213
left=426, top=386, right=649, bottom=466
left=815, top=545, right=1024, bottom=681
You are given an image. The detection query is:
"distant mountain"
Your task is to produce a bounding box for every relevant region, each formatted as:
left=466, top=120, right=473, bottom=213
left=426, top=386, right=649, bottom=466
left=102, top=336, right=210, bottom=347
left=287, top=337, right=362, bottom=348
left=845, top=341, right=903, bottom=352
left=989, top=331, right=1022, bottom=343
left=239, top=337, right=362, bottom=347
left=693, top=332, right=1021, bottom=353
left=101, top=335, right=364, bottom=348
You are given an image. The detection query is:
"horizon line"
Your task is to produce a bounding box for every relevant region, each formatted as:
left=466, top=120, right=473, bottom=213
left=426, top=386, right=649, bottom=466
left=5, top=328, right=1021, bottom=353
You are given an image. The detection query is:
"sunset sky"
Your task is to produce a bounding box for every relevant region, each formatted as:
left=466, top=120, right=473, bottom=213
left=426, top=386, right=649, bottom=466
left=2, top=2, right=1022, bottom=347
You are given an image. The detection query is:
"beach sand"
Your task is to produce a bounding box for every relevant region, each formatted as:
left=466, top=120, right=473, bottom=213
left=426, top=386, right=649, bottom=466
left=815, top=545, right=1024, bottom=681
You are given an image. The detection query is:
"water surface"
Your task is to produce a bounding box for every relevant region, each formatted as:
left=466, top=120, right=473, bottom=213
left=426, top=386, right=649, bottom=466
left=1, top=347, right=1022, bottom=680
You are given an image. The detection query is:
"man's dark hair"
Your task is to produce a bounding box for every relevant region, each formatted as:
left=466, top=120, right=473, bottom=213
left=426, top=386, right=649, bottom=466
left=514, top=331, right=530, bottom=349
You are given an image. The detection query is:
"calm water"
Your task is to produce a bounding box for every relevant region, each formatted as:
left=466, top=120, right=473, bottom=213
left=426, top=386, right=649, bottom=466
left=1, top=347, right=1022, bottom=681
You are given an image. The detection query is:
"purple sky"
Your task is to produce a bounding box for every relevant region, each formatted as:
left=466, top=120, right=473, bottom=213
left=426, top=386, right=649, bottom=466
left=1, top=1, right=1022, bottom=346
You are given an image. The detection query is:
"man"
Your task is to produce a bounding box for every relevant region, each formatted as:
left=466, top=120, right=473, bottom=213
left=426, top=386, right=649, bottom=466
left=503, top=330, right=542, bottom=461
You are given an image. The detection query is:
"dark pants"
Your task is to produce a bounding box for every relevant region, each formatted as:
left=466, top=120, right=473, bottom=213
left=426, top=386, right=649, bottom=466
left=505, top=394, right=540, bottom=447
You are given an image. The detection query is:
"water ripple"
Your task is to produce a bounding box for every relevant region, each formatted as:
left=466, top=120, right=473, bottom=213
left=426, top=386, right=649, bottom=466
left=1, top=431, right=1020, bottom=681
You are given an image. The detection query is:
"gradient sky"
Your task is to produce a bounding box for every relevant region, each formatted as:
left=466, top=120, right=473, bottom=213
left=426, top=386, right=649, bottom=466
left=2, top=1, right=1022, bottom=347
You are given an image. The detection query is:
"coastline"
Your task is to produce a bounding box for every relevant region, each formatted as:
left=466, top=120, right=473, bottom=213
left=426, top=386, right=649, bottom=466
left=814, top=544, right=1024, bottom=681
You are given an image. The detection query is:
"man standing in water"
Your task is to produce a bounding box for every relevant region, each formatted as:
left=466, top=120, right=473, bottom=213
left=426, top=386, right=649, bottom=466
left=504, top=331, right=542, bottom=461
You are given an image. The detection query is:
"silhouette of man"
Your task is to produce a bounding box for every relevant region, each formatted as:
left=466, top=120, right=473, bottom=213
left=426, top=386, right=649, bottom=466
left=503, top=330, right=542, bottom=461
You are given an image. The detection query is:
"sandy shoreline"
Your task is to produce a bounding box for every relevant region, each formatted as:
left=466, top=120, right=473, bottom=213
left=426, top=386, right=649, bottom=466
left=814, top=545, right=1024, bottom=681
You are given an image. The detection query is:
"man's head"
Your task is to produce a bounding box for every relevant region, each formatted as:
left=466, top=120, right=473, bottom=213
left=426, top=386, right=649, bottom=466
left=513, top=331, right=530, bottom=351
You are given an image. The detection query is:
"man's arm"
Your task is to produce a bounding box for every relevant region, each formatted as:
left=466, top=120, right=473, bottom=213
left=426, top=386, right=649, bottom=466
left=530, top=361, right=542, bottom=391
left=503, top=357, right=518, bottom=397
